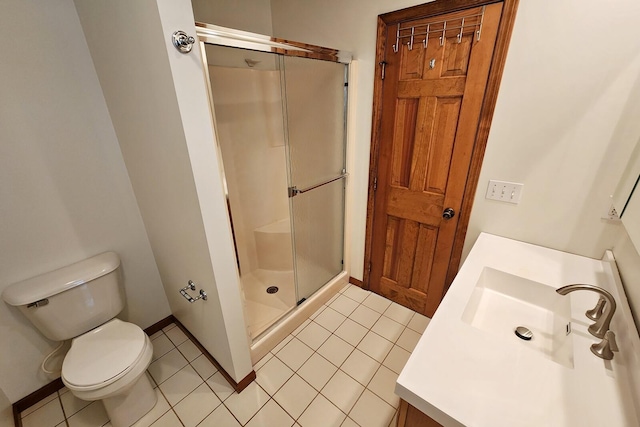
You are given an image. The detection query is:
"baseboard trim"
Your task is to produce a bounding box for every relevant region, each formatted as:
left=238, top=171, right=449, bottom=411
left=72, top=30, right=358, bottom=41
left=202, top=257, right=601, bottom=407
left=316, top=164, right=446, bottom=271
left=143, top=315, right=176, bottom=336
left=12, top=377, right=64, bottom=427
left=12, top=314, right=255, bottom=427
left=172, top=317, right=256, bottom=393
left=349, top=276, right=364, bottom=288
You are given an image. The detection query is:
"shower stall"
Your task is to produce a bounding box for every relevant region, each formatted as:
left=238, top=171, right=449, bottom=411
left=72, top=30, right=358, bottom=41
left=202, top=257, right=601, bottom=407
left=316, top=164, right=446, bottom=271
left=197, top=24, right=350, bottom=344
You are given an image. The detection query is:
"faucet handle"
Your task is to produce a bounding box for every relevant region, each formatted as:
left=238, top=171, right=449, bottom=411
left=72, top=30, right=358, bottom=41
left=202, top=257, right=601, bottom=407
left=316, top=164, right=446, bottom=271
left=586, top=296, right=606, bottom=321
left=590, top=330, right=619, bottom=360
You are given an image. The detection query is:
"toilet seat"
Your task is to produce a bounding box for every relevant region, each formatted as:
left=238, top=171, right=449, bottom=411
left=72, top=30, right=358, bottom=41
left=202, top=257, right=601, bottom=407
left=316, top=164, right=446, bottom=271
left=62, top=318, right=146, bottom=391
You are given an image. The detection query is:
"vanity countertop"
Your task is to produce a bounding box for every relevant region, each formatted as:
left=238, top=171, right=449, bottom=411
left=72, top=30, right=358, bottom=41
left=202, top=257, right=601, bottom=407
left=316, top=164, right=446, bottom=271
left=396, top=233, right=640, bottom=426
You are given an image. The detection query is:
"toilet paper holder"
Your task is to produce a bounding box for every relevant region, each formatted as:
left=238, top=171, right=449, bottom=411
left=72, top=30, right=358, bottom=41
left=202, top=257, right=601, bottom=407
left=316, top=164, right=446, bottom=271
left=180, top=280, right=208, bottom=303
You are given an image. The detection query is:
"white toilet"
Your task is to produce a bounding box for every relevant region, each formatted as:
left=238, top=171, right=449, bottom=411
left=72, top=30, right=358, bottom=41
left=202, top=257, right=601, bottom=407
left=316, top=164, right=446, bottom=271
left=2, top=252, right=157, bottom=427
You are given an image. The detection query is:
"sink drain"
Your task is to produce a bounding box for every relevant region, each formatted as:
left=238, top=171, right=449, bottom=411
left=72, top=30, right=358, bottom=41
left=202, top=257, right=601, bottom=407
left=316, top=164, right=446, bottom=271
left=514, top=326, right=533, bottom=341
left=266, top=286, right=279, bottom=294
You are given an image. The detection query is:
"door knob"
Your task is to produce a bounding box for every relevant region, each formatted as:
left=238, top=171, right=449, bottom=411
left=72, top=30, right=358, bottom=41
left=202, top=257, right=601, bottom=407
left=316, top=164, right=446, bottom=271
left=442, top=208, right=455, bottom=219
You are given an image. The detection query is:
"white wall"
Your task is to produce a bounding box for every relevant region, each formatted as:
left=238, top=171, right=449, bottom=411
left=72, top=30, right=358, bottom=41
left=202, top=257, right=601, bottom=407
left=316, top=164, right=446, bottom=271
left=191, top=0, right=273, bottom=35
left=270, top=0, right=640, bottom=283
left=0, top=0, right=171, bottom=403
left=462, top=0, right=640, bottom=260
left=75, top=0, right=253, bottom=382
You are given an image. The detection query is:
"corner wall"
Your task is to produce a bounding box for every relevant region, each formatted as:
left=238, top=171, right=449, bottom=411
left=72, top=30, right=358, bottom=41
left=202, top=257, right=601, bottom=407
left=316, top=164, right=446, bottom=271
left=75, top=0, right=253, bottom=382
left=0, top=0, right=171, bottom=402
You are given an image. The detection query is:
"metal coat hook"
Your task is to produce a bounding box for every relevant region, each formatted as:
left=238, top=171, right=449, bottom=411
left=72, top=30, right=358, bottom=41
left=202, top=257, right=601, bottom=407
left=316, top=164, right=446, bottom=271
left=172, top=30, right=195, bottom=53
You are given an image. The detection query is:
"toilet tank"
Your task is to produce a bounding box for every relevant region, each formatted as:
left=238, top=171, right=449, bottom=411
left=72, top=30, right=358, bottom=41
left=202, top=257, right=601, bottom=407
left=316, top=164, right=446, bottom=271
left=1, top=252, right=125, bottom=341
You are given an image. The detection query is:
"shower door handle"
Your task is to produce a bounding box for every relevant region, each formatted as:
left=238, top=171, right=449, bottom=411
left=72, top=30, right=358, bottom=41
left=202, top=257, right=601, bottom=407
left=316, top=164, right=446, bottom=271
left=288, top=173, right=348, bottom=198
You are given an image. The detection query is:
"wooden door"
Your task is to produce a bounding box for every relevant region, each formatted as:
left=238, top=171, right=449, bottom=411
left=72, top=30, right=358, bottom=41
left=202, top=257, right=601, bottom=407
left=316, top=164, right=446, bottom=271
left=367, top=2, right=511, bottom=316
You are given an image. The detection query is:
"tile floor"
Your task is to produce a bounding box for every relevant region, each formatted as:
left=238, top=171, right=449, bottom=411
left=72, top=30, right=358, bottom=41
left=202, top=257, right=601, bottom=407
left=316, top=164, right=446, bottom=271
left=19, top=284, right=430, bottom=427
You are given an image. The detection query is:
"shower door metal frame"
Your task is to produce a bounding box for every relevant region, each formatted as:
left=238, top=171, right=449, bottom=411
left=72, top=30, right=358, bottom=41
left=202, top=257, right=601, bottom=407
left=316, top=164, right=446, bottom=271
left=195, top=22, right=352, bottom=64
left=197, top=23, right=353, bottom=324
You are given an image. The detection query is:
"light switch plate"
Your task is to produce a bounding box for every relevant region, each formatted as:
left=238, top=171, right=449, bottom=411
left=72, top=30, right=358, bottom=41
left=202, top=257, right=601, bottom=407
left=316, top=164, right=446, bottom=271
left=485, top=180, right=523, bottom=204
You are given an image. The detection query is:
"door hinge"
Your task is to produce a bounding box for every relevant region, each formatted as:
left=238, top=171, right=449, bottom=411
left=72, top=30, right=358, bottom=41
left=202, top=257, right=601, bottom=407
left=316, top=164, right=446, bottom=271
left=373, top=176, right=378, bottom=191
left=379, top=61, right=387, bottom=80
left=368, top=262, right=372, bottom=273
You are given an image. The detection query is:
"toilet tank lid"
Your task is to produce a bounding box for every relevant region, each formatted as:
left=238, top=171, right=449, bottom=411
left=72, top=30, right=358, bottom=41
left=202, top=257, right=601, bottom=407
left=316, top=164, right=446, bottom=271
left=2, top=252, right=120, bottom=306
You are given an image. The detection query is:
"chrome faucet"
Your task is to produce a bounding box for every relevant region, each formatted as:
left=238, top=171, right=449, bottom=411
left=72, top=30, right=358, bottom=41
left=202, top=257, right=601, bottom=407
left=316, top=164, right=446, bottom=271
left=556, top=284, right=619, bottom=360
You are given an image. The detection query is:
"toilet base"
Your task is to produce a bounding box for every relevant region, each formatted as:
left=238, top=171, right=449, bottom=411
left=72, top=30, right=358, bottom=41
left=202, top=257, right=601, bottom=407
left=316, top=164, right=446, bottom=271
left=102, top=372, right=157, bottom=427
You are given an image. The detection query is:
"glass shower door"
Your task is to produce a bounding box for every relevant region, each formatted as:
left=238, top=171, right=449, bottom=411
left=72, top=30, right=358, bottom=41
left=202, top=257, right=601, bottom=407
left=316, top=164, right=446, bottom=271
left=282, top=56, right=348, bottom=303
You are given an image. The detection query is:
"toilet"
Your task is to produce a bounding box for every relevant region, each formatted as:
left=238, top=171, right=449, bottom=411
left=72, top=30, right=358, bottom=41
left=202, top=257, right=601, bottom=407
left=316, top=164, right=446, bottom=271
left=2, top=252, right=157, bottom=427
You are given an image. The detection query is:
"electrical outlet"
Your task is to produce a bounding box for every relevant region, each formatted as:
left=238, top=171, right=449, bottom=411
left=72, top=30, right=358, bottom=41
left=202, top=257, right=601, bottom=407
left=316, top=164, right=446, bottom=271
left=485, top=180, right=524, bottom=204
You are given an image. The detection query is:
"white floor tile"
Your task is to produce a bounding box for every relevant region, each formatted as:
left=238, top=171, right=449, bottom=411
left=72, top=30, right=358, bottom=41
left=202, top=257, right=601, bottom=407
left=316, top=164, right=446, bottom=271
left=273, top=374, right=318, bottom=419
left=296, top=321, right=332, bottom=350
left=21, top=398, right=65, bottom=427
left=272, top=334, right=294, bottom=354
left=198, top=404, right=241, bottom=426
left=329, top=295, right=360, bottom=317
left=59, top=391, right=91, bottom=418
left=149, top=330, right=163, bottom=341
left=341, top=418, right=359, bottom=427
left=66, top=401, right=108, bottom=427
left=148, top=348, right=188, bottom=385
left=340, top=349, right=380, bottom=386
left=191, top=354, right=218, bottom=380
left=206, top=371, right=235, bottom=402
left=313, top=307, right=346, bottom=332
left=361, top=293, right=392, bottom=314
left=161, top=323, right=176, bottom=333
left=224, top=382, right=270, bottom=425
left=349, top=389, right=395, bottom=427
left=396, top=328, right=421, bottom=352
left=382, top=345, right=411, bottom=374
left=159, top=364, right=203, bottom=406
left=334, top=318, right=368, bottom=346
left=309, top=304, right=326, bottom=320
left=149, top=409, right=181, bottom=427
left=131, top=389, right=170, bottom=427
left=371, top=316, right=405, bottom=343
left=317, top=335, right=354, bottom=367
left=297, top=353, right=338, bottom=391
left=246, top=399, right=294, bottom=427
left=321, top=370, right=364, bottom=414
left=298, top=394, right=346, bottom=427
left=388, top=409, right=399, bottom=427
left=407, top=312, right=431, bottom=334
left=150, top=334, right=174, bottom=362
left=28, top=295, right=425, bottom=427
left=327, top=292, right=341, bottom=305
left=256, top=356, right=294, bottom=395
left=367, top=365, right=399, bottom=408
left=173, top=382, right=221, bottom=427
left=342, top=285, right=370, bottom=303
left=165, top=326, right=189, bottom=346
left=339, top=283, right=351, bottom=293
left=348, top=305, right=382, bottom=329
left=292, top=319, right=311, bottom=336
left=357, top=332, right=393, bottom=363
left=20, top=390, right=58, bottom=418
left=276, top=337, right=314, bottom=371
left=177, top=339, right=202, bottom=362
left=382, top=302, right=414, bottom=325
left=253, top=352, right=273, bottom=372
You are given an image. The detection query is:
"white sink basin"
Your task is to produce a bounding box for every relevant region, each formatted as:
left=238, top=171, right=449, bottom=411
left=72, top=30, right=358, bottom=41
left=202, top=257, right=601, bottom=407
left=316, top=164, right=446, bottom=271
left=461, top=267, right=573, bottom=367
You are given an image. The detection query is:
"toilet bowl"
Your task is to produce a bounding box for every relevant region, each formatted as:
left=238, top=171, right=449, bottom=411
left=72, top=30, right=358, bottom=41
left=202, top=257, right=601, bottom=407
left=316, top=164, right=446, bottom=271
left=1, top=252, right=158, bottom=427
left=62, top=319, right=156, bottom=426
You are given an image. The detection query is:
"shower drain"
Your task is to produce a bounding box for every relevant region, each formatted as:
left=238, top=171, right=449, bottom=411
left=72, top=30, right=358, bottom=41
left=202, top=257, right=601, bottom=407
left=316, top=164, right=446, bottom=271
left=266, top=286, right=279, bottom=294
